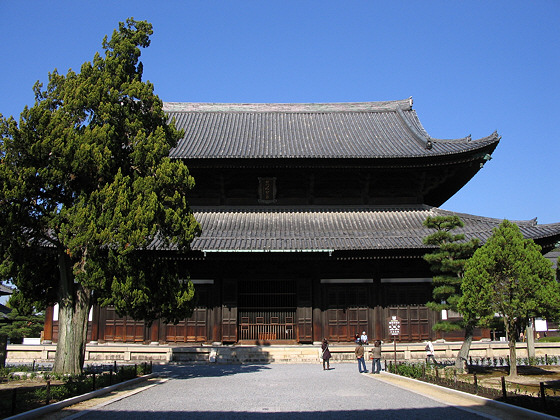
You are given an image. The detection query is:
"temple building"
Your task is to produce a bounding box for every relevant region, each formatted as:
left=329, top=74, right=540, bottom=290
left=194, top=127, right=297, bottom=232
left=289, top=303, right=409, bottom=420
left=43, top=98, right=560, bottom=345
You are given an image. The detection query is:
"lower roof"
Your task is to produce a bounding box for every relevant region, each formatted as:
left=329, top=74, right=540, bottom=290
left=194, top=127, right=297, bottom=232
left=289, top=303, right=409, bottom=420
left=0, top=284, right=13, bottom=296
left=174, top=205, right=560, bottom=253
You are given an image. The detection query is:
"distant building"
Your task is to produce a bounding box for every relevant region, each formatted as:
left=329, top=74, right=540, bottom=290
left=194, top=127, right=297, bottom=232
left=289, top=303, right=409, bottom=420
left=43, top=99, right=560, bottom=344
left=0, top=284, right=13, bottom=321
left=546, top=250, right=559, bottom=277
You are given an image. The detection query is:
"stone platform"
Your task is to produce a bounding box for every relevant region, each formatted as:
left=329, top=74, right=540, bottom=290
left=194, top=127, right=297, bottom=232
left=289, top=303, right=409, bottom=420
left=6, top=340, right=560, bottom=365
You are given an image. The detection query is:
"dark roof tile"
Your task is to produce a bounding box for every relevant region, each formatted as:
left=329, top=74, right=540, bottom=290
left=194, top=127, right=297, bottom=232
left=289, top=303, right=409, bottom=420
left=164, top=100, right=499, bottom=159
left=171, top=206, right=560, bottom=252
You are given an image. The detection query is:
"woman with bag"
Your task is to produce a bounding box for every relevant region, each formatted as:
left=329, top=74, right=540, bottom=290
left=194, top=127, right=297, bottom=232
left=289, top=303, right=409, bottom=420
left=321, top=338, right=332, bottom=370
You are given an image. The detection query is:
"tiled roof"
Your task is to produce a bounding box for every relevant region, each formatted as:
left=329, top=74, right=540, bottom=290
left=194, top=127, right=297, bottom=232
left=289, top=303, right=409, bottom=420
left=0, top=284, right=13, bottom=295
left=164, top=99, right=500, bottom=159
left=0, top=304, right=11, bottom=319
left=546, top=251, right=559, bottom=270
left=172, top=206, right=560, bottom=252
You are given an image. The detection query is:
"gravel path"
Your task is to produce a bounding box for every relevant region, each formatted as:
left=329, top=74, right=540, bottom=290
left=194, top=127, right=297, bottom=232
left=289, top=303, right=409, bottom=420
left=72, top=363, right=486, bottom=419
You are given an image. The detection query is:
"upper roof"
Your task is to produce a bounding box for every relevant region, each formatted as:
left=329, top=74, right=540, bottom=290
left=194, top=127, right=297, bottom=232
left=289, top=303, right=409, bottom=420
left=151, top=205, right=560, bottom=254
left=164, top=99, right=500, bottom=160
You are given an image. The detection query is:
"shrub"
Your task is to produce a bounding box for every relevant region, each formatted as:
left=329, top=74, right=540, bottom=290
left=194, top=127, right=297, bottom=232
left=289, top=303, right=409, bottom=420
left=392, top=363, right=425, bottom=379
left=539, top=336, right=560, bottom=343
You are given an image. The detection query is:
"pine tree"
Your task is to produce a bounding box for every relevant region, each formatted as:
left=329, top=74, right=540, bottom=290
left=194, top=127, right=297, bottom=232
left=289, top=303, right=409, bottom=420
left=0, top=19, right=200, bottom=374
left=0, top=291, right=45, bottom=344
left=423, top=215, right=479, bottom=371
left=458, top=220, right=560, bottom=378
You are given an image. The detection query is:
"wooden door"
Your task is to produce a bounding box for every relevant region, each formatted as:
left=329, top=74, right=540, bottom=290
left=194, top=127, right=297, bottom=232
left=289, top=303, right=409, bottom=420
left=384, top=306, right=430, bottom=341
left=102, top=306, right=145, bottom=342
left=296, top=280, right=313, bottom=343
left=382, top=282, right=433, bottom=341
left=324, top=285, right=368, bottom=342
left=165, top=307, right=208, bottom=342
left=165, top=287, right=209, bottom=342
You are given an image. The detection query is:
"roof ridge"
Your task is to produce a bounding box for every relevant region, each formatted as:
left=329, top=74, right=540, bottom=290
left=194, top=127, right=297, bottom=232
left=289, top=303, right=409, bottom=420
left=395, top=106, right=430, bottom=149
left=191, top=204, right=430, bottom=213
left=434, top=208, right=543, bottom=226
left=163, top=98, right=413, bottom=113
left=431, top=131, right=501, bottom=144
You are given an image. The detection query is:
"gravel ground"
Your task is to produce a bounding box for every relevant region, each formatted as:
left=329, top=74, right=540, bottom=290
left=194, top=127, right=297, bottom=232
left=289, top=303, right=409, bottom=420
left=63, top=363, right=487, bottom=419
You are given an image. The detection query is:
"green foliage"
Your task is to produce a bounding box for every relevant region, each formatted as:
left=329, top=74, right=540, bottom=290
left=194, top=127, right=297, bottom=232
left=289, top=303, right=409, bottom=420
left=422, top=215, right=479, bottom=331
left=459, top=220, right=559, bottom=332
left=5, top=289, right=44, bottom=316
left=0, top=292, right=44, bottom=343
left=0, top=17, right=199, bottom=316
left=0, top=18, right=200, bottom=372
left=459, top=220, right=560, bottom=377
left=538, top=336, right=560, bottom=343
left=394, top=362, right=426, bottom=378
left=0, top=365, right=148, bottom=417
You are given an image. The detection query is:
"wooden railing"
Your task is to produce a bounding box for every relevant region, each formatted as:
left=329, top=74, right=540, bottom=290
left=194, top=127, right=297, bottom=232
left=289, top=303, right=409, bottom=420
left=239, top=311, right=295, bottom=341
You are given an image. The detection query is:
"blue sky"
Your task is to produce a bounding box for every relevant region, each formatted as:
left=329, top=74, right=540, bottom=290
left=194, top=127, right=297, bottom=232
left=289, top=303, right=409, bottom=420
left=1, top=1, right=559, bottom=224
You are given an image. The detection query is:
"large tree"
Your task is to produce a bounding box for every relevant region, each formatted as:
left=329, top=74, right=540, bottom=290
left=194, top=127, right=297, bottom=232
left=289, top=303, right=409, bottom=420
left=458, top=220, right=560, bottom=378
left=0, top=19, right=200, bottom=374
left=423, top=215, right=479, bottom=371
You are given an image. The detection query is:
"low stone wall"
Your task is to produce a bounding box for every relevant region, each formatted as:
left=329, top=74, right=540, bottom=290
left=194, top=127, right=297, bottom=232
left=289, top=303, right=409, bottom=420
left=6, top=341, right=560, bottom=365
left=6, top=343, right=173, bottom=364
left=382, top=341, right=560, bottom=363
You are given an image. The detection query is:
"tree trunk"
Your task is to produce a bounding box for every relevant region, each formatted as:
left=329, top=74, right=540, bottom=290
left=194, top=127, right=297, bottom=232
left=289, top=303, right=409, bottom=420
left=52, top=253, right=92, bottom=375
left=503, top=317, right=518, bottom=378
left=526, top=319, right=535, bottom=360
left=508, top=338, right=518, bottom=378
left=455, top=324, right=474, bottom=372
left=0, top=334, right=7, bottom=368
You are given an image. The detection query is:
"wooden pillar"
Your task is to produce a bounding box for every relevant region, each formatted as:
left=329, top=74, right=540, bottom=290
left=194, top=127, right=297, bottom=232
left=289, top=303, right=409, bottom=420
left=308, top=173, right=315, bottom=205
left=43, top=305, right=54, bottom=343
left=97, top=306, right=107, bottom=343
left=150, top=319, right=160, bottom=344
left=363, top=173, right=371, bottom=205
left=90, top=305, right=100, bottom=343
left=373, top=275, right=382, bottom=341
left=210, top=279, right=221, bottom=343
left=312, top=276, right=322, bottom=343
left=220, top=173, right=225, bottom=205
left=296, top=278, right=313, bottom=343
left=221, top=279, right=238, bottom=343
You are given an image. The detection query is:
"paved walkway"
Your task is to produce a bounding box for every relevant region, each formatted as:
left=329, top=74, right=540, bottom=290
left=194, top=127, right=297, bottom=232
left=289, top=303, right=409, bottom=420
left=63, top=363, right=493, bottom=420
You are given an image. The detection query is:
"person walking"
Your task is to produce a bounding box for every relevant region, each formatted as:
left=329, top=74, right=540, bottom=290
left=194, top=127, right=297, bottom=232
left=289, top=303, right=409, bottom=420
left=355, top=340, right=367, bottom=373
left=371, top=340, right=382, bottom=374
left=425, top=340, right=436, bottom=364
left=321, top=338, right=332, bottom=370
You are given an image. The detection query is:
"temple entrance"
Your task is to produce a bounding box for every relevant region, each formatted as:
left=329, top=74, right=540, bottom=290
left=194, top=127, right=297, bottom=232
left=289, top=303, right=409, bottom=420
left=238, top=279, right=297, bottom=343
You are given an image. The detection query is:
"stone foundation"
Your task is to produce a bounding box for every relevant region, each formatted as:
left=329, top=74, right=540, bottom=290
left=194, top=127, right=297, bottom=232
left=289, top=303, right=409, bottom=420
left=6, top=341, right=560, bottom=365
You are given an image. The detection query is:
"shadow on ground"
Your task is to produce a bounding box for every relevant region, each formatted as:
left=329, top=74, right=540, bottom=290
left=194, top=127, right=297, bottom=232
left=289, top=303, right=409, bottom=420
left=155, top=363, right=272, bottom=379
left=55, top=407, right=483, bottom=420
